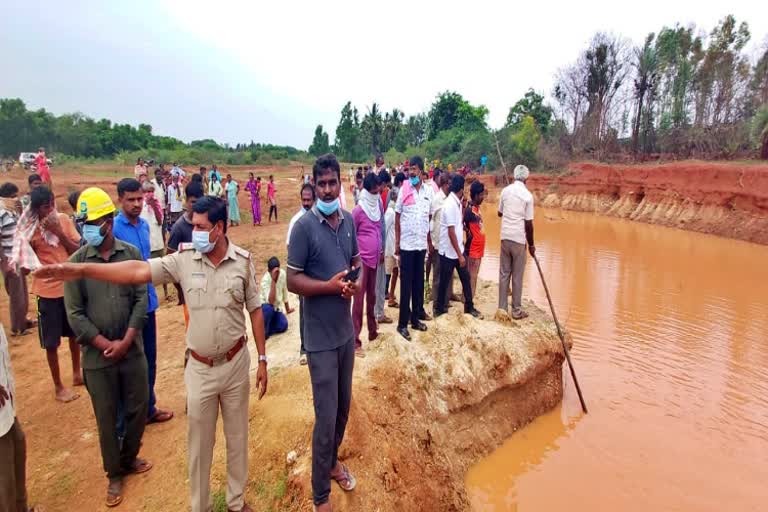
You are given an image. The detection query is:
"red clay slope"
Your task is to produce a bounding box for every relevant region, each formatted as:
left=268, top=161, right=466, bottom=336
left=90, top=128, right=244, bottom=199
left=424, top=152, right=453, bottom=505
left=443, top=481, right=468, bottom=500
left=526, top=161, right=768, bottom=244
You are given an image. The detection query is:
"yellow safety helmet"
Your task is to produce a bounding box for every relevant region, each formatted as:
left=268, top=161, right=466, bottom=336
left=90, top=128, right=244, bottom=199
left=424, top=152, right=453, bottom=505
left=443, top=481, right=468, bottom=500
left=78, top=187, right=116, bottom=221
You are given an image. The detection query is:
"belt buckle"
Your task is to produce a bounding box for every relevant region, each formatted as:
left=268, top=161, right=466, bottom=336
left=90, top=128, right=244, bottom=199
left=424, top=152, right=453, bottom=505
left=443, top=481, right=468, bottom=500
left=211, top=353, right=228, bottom=366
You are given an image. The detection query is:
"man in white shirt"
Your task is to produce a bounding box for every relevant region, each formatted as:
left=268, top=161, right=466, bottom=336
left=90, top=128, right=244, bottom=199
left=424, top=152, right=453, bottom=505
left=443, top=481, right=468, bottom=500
left=428, top=170, right=455, bottom=302
left=287, top=184, right=315, bottom=246
left=384, top=188, right=399, bottom=307
left=394, top=156, right=433, bottom=340
left=0, top=322, right=40, bottom=511
left=498, top=165, right=536, bottom=319
left=434, top=175, right=482, bottom=319
left=286, top=183, right=315, bottom=364
left=166, top=175, right=185, bottom=226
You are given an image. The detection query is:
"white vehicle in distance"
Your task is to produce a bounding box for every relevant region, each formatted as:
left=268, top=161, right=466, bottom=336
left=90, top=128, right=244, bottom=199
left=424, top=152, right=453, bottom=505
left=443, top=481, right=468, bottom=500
left=19, top=152, right=53, bottom=170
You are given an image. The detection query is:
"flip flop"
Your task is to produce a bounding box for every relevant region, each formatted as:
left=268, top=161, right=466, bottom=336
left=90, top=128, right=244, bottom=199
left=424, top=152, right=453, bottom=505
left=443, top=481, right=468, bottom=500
left=125, top=457, right=153, bottom=475
left=106, top=479, right=123, bottom=508
left=146, top=409, right=174, bottom=424
left=331, top=462, right=357, bottom=492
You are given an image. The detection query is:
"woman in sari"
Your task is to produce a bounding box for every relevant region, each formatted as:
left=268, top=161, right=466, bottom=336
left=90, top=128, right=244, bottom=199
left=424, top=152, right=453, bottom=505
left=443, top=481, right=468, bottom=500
left=225, top=174, right=240, bottom=227
left=244, top=172, right=261, bottom=226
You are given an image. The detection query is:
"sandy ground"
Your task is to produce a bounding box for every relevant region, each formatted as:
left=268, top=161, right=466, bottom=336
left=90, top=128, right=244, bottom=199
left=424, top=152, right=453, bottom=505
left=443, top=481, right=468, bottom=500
left=1, top=163, right=317, bottom=511
left=1, top=163, right=565, bottom=512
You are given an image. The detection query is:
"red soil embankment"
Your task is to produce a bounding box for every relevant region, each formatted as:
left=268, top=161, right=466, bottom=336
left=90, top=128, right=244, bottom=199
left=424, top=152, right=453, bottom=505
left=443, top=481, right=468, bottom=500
left=525, top=161, right=768, bottom=244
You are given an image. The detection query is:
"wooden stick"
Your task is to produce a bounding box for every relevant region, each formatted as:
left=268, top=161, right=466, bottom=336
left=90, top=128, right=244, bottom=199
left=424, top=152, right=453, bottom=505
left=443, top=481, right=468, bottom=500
left=532, top=253, right=589, bottom=413
left=493, top=131, right=511, bottom=185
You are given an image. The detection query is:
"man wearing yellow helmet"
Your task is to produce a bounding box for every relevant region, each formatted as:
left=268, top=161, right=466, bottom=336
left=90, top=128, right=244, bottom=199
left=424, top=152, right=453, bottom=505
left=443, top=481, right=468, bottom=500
left=62, top=187, right=152, bottom=508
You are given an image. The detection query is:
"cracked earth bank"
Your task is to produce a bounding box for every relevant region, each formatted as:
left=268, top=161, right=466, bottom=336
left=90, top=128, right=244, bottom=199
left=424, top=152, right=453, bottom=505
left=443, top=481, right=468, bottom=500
left=283, top=281, right=567, bottom=512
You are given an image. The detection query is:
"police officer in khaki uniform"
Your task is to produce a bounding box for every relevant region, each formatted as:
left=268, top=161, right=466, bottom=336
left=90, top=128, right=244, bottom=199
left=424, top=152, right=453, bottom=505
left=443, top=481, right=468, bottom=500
left=34, top=196, right=267, bottom=512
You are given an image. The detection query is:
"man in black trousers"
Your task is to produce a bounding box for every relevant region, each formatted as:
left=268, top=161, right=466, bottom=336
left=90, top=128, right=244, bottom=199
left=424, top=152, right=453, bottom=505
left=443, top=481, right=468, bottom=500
left=287, top=153, right=361, bottom=511
left=394, top=156, right=434, bottom=341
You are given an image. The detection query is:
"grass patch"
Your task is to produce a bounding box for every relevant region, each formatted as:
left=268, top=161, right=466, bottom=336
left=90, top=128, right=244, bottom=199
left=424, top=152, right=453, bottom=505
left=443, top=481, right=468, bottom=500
left=212, top=489, right=227, bottom=512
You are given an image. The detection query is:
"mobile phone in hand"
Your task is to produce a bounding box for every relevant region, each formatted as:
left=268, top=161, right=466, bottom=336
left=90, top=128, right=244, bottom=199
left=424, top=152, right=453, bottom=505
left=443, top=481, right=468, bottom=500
left=343, top=266, right=361, bottom=282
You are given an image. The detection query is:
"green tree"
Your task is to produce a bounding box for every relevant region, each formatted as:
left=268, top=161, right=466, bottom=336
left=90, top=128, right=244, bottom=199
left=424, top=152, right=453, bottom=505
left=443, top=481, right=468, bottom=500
left=308, top=124, right=330, bottom=156
left=426, top=91, right=488, bottom=140
left=361, top=103, right=384, bottom=155
left=332, top=101, right=364, bottom=161
left=631, top=33, right=659, bottom=153
left=506, top=89, right=554, bottom=136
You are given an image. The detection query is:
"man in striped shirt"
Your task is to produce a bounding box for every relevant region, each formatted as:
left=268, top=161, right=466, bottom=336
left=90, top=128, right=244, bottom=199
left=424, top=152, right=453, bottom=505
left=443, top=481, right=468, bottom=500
left=0, top=183, right=32, bottom=336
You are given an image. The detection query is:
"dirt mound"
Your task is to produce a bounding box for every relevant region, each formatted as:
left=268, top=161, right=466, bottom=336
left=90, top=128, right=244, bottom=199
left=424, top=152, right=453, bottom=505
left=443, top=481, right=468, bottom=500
left=284, top=282, right=567, bottom=511
left=526, top=160, right=768, bottom=244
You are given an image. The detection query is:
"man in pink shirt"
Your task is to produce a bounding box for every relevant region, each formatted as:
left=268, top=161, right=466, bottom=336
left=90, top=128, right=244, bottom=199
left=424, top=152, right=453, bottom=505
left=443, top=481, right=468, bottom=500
left=351, top=173, right=383, bottom=357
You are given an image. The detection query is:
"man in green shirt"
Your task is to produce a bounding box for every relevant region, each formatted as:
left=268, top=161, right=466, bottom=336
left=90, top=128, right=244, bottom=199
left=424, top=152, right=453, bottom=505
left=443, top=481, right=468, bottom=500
left=259, top=256, right=294, bottom=338
left=63, top=187, right=152, bottom=508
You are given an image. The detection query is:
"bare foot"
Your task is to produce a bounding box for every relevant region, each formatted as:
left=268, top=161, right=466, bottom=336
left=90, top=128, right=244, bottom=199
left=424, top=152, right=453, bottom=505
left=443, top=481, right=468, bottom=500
left=55, top=387, right=80, bottom=403
left=73, top=372, right=84, bottom=386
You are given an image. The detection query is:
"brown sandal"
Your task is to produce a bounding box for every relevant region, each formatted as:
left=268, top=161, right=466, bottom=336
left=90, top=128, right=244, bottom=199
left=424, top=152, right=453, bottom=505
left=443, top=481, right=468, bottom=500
left=331, top=462, right=357, bottom=491
left=146, top=408, right=174, bottom=424
left=125, top=457, right=153, bottom=475
left=106, top=479, right=123, bottom=507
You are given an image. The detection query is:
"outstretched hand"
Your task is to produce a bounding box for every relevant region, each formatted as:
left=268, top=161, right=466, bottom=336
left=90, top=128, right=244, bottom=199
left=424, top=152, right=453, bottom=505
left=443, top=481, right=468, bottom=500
left=32, top=263, right=82, bottom=282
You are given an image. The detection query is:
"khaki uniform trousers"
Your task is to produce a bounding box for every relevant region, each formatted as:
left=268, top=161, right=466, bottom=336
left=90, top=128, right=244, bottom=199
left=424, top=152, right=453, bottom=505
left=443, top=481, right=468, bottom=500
left=185, top=345, right=250, bottom=512
left=499, top=239, right=527, bottom=312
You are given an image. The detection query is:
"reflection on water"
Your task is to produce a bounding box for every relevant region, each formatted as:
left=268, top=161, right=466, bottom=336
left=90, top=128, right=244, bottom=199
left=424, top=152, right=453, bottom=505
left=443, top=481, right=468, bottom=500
left=466, top=206, right=768, bottom=512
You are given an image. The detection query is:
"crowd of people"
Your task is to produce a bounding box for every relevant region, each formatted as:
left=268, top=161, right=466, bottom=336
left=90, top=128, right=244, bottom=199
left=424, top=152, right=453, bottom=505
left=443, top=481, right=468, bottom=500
left=0, top=151, right=536, bottom=512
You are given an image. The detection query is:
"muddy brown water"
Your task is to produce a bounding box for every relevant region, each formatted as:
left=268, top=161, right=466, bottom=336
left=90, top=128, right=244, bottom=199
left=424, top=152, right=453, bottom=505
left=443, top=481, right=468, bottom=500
left=465, top=205, right=768, bottom=511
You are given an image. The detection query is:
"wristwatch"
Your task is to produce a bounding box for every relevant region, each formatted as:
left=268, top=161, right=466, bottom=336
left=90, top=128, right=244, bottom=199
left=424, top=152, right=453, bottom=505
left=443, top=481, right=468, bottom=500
left=258, top=355, right=268, bottom=363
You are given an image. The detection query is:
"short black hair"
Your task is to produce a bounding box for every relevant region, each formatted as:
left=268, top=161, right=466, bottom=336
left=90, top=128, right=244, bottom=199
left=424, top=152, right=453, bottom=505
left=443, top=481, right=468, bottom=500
left=0, top=182, right=19, bottom=198
left=67, top=190, right=80, bottom=210
left=117, top=178, right=142, bottom=197
left=30, top=186, right=53, bottom=210
left=355, top=169, right=364, bottom=181
left=155, top=168, right=163, bottom=176
left=185, top=181, right=204, bottom=199
left=267, top=256, right=280, bottom=271
left=28, top=174, right=42, bottom=185
left=394, top=172, right=406, bottom=187
left=470, top=181, right=485, bottom=200
left=300, top=183, right=315, bottom=199
left=377, top=169, right=391, bottom=185
left=363, top=172, right=379, bottom=192
left=192, top=196, right=228, bottom=233
left=449, top=174, right=465, bottom=193
left=199, top=166, right=206, bottom=172
left=409, top=155, right=424, bottom=171
left=191, top=174, right=203, bottom=183
left=312, top=153, right=341, bottom=183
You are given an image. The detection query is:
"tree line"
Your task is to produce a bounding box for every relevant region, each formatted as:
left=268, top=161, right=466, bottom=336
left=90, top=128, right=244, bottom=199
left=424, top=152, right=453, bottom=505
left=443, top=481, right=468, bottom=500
left=311, top=14, right=768, bottom=169
left=0, top=98, right=309, bottom=165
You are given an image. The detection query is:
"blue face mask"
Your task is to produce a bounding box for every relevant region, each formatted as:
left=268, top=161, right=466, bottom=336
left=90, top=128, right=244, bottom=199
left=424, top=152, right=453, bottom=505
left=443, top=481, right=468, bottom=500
left=192, top=227, right=218, bottom=254
left=315, top=198, right=339, bottom=216
left=409, top=176, right=420, bottom=186
left=82, top=223, right=106, bottom=247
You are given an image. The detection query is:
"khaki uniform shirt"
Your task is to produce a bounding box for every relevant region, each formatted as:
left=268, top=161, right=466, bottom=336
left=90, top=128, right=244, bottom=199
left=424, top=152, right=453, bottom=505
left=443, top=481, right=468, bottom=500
left=149, top=239, right=260, bottom=358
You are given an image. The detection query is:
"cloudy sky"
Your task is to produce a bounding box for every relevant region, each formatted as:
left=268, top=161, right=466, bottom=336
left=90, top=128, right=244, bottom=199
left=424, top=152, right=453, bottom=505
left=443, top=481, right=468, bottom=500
left=2, top=0, right=766, bottom=149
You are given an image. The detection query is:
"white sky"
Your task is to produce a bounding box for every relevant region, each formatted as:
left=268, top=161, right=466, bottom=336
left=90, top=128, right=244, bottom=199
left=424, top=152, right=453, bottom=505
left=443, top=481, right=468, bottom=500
left=1, top=0, right=766, bottom=149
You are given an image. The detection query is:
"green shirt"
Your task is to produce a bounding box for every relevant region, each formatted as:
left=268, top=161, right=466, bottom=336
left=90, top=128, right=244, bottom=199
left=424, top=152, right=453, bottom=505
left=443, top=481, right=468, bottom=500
left=259, top=268, right=288, bottom=313
left=64, top=239, right=148, bottom=370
